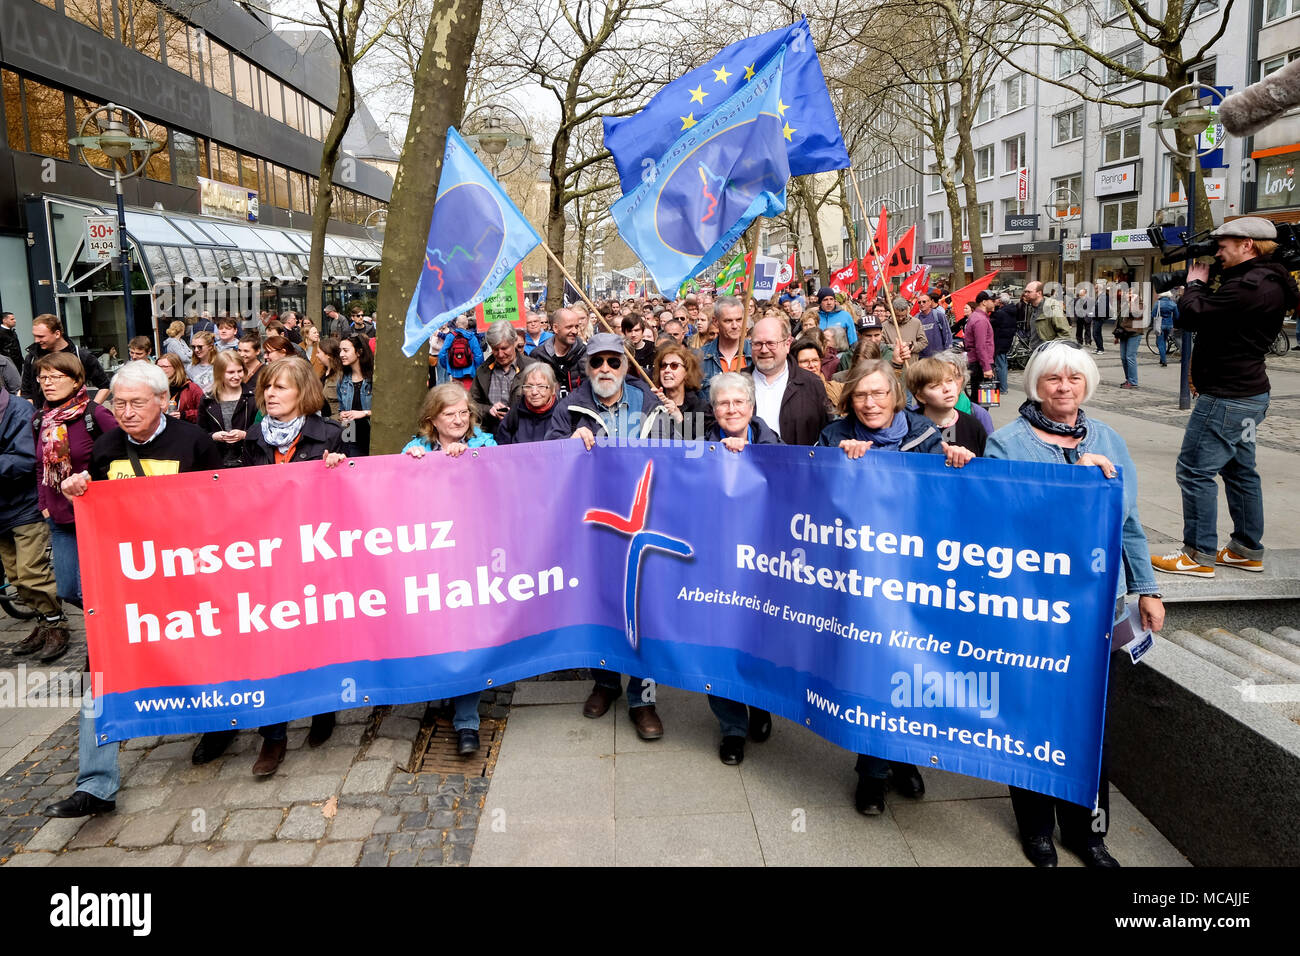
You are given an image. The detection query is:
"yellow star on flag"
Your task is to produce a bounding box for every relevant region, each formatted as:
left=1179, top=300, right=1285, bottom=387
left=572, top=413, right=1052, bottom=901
left=782, top=122, right=796, bottom=141
left=680, top=113, right=697, bottom=130
left=777, top=99, right=789, bottom=116
left=689, top=85, right=707, bottom=104
left=743, top=63, right=755, bottom=81
left=713, top=64, right=732, bottom=84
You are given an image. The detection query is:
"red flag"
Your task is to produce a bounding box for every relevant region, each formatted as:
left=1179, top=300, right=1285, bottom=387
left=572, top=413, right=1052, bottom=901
left=859, top=254, right=885, bottom=302
left=899, top=265, right=931, bottom=302
left=873, top=207, right=889, bottom=259
left=884, top=226, right=917, bottom=280
left=946, top=271, right=1000, bottom=320
left=777, top=252, right=797, bottom=289
left=829, top=261, right=858, bottom=293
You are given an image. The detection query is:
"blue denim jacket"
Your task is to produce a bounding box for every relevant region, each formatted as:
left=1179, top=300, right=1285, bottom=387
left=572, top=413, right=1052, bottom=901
left=985, top=415, right=1159, bottom=600
left=336, top=376, right=372, bottom=413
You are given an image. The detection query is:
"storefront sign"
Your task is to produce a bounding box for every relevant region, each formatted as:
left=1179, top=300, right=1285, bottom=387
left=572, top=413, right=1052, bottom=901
left=1005, top=214, right=1039, bottom=231
left=1017, top=167, right=1029, bottom=202
left=983, top=256, right=1028, bottom=272
left=1095, top=162, right=1139, bottom=197
left=83, top=215, right=119, bottom=262
left=1255, top=152, right=1298, bottom=211
left=1168, top=177, right=1226, bottom=203
left=198, top=176, right=259, bottom=223
left=1062, top=237, right=1081, bottom=262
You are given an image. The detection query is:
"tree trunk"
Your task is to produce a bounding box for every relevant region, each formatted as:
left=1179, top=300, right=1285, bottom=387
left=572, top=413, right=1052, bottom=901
left=800, top=178, right=830, bottom=286
left=837, top=169, right=857, bottom=259
left=957, top=132, right=985, bottom=278
left=372, top=0, right=484, bottom=455
left=308, top=63, right=357, bottom=325
left=545, top=125, right=573, bottom=311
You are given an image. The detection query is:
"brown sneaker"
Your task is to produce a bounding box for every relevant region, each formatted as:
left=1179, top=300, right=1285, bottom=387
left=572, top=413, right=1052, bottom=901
left=12, top=623, right=48, bottom=657
left=1151, top=551, right=1215, bottom=578
left=251, top=738, right=287, bottom=777
left=582, top=684, right=620, bottom=719
left=1216, top=548, right=1263, bottom=572
left=37, top=624, right=70, bottom=663
left=629, top=705, right=664, bottom=741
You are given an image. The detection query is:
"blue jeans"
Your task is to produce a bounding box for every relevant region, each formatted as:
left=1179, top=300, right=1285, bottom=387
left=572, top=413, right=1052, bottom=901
left=1119, top=334, right=1140, bottom=385
left=76, top=710, right=119, bottom=801
left=1091, top=318, right=1105, bottom=351
left=452, top=691, right=482, bottom=731
left=591, top=669, right=654, bottom=709
left=46, top=520, right=81, bottom=607
left=1176, top=392, right=1269, bottom=565
left=707, top=695, right=748, bottom=737
left=1156, top=319, right=1174, bottom=364
left=993, top=353, right=1009, bottom=393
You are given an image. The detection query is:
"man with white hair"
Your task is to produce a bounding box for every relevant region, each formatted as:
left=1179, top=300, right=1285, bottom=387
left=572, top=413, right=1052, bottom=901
left=45, top=361, right=222, bottom=819
left=470, top=320, right=533, bottom=434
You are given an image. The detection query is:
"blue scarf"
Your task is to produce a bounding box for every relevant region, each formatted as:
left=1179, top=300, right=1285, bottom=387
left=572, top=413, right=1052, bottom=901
left=853, top=410, right=910, bottom=450
left=261, top=415, right=306, bottom=454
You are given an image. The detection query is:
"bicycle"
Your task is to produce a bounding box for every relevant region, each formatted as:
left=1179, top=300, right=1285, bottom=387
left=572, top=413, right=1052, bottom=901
left=1006, top=332, right=1033, bottom=371
left=1269, top=327, right=1291, bottom=357
left=1145, top=325, right=1181, bottom=357
left=0, top=577, right=37, bottom=620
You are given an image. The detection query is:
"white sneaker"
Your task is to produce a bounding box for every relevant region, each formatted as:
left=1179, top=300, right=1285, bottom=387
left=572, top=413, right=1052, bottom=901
left=1150, top=550, right=1214, bottom=578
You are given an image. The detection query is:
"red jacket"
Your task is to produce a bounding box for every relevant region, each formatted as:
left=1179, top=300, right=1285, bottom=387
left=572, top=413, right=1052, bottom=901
left=172, top=381, right=205, bottom=425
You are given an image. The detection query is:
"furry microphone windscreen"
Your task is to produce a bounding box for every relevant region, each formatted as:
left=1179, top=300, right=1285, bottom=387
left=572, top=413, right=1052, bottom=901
left=1219, top=57, right=1300, bottom=137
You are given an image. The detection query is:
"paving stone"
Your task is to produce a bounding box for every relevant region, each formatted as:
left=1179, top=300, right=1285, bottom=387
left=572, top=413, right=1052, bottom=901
left=388, top=848, right=419, bottom=867
left=121, top=845, right=184, bottom=866
left=358, top=850, right=388, bottom=867
left=162, top=782, right=231, bottom=811
left=391, top=703, right=427, bottom=720
left=341, top=760, right=393, bottom=795
left=248, top=842, right=316, bottom=866
left=122, top=736, right=160, bottom=751
left=366, top=737, right=413, bottom=766
left=388, top=774, right=417, bottom=794
left=387, top=831, right=414, bottom=851
left=172, top=810, right=222, bottom=845
left=165, top=761, right=222, bottom=784
left=278, top=805, right=328, bottom=841
left=328, top=807, right=381, bottom=841
left=450, top=844, right=472, bottom=865
left=312, top=841, right=362, bottom=867
left=448, top=828, right=475, bottom=846
left=24, top=816, right=87, bottom=852
left=47, top=772, right=75, bottom=787
left=142, top=741, right=192, bottom=762
left=373, top=814, right=401, bottom=834
left=182, top=845, right=247, bottom=867
left=377, top=716, right=421, bottom=741
left=50, top=846, right=128, bottom=866
left=223, top=779, right=285, bottom=808
left=339, top=793, right=399, bottom=812
left=220, top=809, right=284, bottom=842
left=276, top=775, right=339, bottom=803
left=400, top=812, right=428, bottom=831
left=467, top=777, right=491, bottom=794
left=116, top=786, right=171, bottom=813
left=430, top=810, right=455, bottom=829
left=418, top=847, right=444, bottom=866
left=3, top=851, right=54, bottom=867
left=66, top=813, right=126, bottom=849
left=398, top=795, right=426, bottom=813
left=416, top=776, right=443, bottom=795
left=411, top=829, right=441, bottom=849
left=122, top=760, right=169, bottom=788
left=362, top=835, right=388, bottom=854
left=331, top=724, right=366, bottom=746
left=337, top=707, right=374, bottom=724
left=428, top=794, right=457, bottom=810
left=281, top=747, right=355, bottom=774
left=115, top=810, right=182, bottom=848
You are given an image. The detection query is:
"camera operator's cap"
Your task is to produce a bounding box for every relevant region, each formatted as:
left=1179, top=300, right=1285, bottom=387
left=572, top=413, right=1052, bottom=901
left=1210, top=217, right=1277, bottom=240
left=586, top=332, right=625, bottom=356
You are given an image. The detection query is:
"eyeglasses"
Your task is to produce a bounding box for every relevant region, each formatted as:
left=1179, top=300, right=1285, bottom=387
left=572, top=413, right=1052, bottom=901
left=37, top=373, right=71, bottom=384
left=589, top=354, right=623, bottom=370
left=852, top=389, right=894, bottom=404
left=522, top=384, right=552, bottom=392
left=751, top=340, right=785, bottom=351
left=714, top=399, right=751, bottom=410
left=659, top=361, right=684, bottom=371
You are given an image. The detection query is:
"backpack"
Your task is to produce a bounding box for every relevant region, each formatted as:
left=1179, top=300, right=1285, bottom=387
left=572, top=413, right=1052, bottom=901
left=448, top=333, right=474, bottom=370
left=34, top=401, right=102, bottom=441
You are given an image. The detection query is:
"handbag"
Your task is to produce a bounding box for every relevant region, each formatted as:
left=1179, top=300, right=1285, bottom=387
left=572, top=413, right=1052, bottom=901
left=976, top=382, right=1001, bottom=407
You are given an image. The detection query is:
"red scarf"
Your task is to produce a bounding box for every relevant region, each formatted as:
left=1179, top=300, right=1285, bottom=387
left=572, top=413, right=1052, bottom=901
left=40, top=387, right=91, bottom=489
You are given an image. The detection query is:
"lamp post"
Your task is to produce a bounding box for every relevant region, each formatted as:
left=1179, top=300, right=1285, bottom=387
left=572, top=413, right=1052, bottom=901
left=1044, top=184, right=1081, bottom=288
left=69, top=104, right=161, bottom=343
left=1152, top=84, right=1222, bottom=410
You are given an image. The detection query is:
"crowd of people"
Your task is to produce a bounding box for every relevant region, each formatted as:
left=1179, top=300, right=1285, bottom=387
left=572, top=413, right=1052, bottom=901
left=6, top=215, right=1293, bottom=867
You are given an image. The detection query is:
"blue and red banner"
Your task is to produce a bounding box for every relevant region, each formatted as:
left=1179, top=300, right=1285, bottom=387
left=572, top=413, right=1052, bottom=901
left=77, top=442, right=1123, bottom=806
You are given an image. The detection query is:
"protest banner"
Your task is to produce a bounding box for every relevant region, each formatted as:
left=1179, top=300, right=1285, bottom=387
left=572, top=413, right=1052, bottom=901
left=78, top=442, right=1122, bottom=806
left=475, top=264, right=526, bottom=328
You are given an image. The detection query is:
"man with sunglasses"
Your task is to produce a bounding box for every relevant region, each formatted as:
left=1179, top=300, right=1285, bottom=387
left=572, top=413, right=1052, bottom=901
left=543, top=333, right=671, bottom=740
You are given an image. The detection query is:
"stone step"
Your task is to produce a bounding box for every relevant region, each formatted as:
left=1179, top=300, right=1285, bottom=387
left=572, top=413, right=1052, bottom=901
left=1200, top=628, right=1300, bottom=683
left=1273, top=627, right=1300, bottom=650
left=1163, top=630, right=1280, bottom=683
left=1238, top=628, right=1300, bottom=668
left=1150, top=548, right=1300, bottom=603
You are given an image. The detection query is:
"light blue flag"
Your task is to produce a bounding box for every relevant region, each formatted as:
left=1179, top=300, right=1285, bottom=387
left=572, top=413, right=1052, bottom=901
left=610, top=49, right=790, bottom=294
left=402, top=127, right=542, bottom=357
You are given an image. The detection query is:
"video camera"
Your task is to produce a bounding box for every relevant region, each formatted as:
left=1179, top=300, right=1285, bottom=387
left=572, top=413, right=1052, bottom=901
left=1147, top=223, right=1300, bottom=293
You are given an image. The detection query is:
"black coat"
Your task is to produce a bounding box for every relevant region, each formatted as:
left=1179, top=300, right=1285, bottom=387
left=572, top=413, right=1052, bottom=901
left=199, top=389, right=260, bottom=467
left=0, top=390, right=39, bottom=533
left=990, top=304, right=1019, bottom=355
left=704, top=415, right=783, bottom=444
left=469, top=354, right=534, bottom=433
left=244, top=414, right=343, bottom=466
left=22, top=340, right=110, bottom=404
left=0, top=326, right=22, bottom=369
left=495, top=400, right=556, bottom=445
left=748, top=360, right=831, bottom=446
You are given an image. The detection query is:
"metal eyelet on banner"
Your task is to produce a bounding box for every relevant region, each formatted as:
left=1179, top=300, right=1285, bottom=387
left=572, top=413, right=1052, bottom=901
left=804, top=718, right=811, bottom=726
left=599, top=659, right=607, bottom=666
left=348, top=461, right=356, bottom=468
left=100, top=734, right=107, bottom=742
left=704, top=683, right=711, bottom=691
left=708, top=445, right=716, bottom=452
left=808, top=451, right=815, bottom=458
left=472, top=451, right=479, bottom=459
left=485, top=678, right=493, bottom=686
left=231, top=719, right=238, bottom=726
left=363, top=695, right=370, bottom=703
left=87, top=609, right=95, bottom=615
left=930, top=756, right=939, bottom=765
left=211, top=474, right=219, bottom=481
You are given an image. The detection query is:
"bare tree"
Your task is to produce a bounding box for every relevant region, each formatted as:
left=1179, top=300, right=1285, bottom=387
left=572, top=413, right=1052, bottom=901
left=371, top=0, right=485, bottom=453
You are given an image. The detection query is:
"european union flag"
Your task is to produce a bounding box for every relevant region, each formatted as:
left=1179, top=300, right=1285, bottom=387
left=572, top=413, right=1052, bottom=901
left=402, top=127, right=542, bottom=357
left=610, top=49, right=790, bottom=295
left=603, top=17, right=848, bottom=195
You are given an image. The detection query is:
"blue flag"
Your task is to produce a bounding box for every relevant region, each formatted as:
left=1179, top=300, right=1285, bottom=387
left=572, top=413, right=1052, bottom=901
left=603, top=17, right=848, bottom=195
left=610, top=49, right=790, bottom=294
left=402, top=127, right=542, bottom=357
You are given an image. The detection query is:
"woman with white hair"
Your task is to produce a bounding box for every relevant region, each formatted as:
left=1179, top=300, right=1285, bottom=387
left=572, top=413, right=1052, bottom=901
left=985, top=340, right=1165, bottom=869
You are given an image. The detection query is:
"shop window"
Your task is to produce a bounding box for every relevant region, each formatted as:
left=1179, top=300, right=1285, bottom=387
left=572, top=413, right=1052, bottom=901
left=172, top=131, right=198, bottom=187
left=196, top=136, right=209, bottom=179
left=71, top=96, right=112, bottom=169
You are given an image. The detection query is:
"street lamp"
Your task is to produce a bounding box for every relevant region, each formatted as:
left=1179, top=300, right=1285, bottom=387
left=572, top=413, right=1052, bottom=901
left=462, top=104, right=533, bottom=178
left=68, top=103, right=162, bottom=342
left=1151, top=82, right=1223, bottom=410
left=1044, top=183, right=1081, bottom=287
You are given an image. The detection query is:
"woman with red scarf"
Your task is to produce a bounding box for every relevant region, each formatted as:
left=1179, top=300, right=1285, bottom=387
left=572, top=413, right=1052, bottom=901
left=32, top=352, right=118, bottom=612
left=495, top=362, right=559, bottom=444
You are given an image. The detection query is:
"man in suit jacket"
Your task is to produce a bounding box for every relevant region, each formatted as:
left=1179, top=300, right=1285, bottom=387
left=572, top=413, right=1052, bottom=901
left=748, top=316, right=831, bottom=446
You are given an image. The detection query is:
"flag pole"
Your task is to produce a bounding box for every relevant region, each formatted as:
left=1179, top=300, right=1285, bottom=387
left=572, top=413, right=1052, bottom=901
left=847, top=173, right=910, bottom=368
left=738, top=217, right=762, bottom=359
left=539, top=241, right=656, bottom=388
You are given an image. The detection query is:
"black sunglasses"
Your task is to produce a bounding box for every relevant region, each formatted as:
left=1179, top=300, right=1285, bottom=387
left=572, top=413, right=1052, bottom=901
left=589, top=354, right=623, bottom=370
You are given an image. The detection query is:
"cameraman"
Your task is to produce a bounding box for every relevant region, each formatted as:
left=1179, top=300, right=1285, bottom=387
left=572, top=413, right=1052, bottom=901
left=1152, top=218, right=1299, bottom=579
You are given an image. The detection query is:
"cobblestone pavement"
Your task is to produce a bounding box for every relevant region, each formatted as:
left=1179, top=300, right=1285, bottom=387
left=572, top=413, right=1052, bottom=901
left=0, top=695, right=513, bottom=868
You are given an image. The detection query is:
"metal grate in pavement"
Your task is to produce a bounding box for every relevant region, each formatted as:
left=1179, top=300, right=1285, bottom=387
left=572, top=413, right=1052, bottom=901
left=411, top=715, right=504, bottom=776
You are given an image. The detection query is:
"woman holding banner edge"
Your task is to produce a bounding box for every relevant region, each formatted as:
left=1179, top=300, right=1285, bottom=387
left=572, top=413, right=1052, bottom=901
left=985, top=340, right=1165, bottom=868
